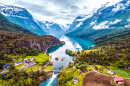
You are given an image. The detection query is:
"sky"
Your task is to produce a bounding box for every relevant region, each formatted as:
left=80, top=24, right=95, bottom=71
left=0, top=0, right=121, bottom=25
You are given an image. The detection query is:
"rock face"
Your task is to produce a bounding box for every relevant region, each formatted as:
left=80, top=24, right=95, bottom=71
left=13, top=35, right=61, bottom=52
left=0, top=29, right=62, bottom=55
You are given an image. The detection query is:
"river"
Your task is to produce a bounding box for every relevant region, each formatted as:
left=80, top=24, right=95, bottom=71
left=39, top=35, right=96, bottom=86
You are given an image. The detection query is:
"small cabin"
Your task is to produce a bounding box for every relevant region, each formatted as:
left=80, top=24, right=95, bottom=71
left=80, top=69, right=88, bottom=72
left=106, top=69, right=114, bottom=75
left=3, top=72, right=10, bottom=77
left=73, top=77, right=79, bottom=84
left=114, top=76, right=123, bottom=84
left=14, top=61, right=22, bottom=66
left=2, top=64, right=10, bottom=69
left=30, top=58, right=35, bottom=61
left=22, top=58, right=28, bottom=63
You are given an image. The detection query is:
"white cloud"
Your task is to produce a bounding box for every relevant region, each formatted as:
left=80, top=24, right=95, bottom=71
left=0, top=0, right=121, bottom=25
left=93, top=21, right=109, bottom=30
left=109, top=19, right=121, bottom=24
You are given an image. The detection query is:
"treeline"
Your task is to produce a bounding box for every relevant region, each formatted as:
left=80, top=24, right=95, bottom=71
left=94, top=30, right=130, bottom=43
left=67, top=30, right=130, bottom=69
left=0, top=29, right=61, bottom=69
left=0, top=69, right=48, bottom=86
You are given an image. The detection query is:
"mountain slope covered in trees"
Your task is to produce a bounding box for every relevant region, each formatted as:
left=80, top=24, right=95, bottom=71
left=0, top=13, right=36, bottom=35
left=0, top=4, right=47, bottom=35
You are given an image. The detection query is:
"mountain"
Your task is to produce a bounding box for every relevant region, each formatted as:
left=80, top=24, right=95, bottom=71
left=65, top=0, right=130, bottom=38
left=64, top=15, right=91, bottom=34
left=35, top=20, right=64, bottom=34
left=0, top=13, right=36, bottom=35
left=60, top=24, right=70, bottom=31
left=0, top=3, right=47, bottom=35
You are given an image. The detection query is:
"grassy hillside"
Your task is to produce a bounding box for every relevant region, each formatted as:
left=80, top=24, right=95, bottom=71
left=0, top=13, right=36, bottom=35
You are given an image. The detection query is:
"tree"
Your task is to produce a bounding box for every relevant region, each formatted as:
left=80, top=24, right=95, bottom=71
left=9, top=64, right=15, bottom=72
left=77, top=50, right=80, bottom=54
left=123, top=54, right=130, bottom=69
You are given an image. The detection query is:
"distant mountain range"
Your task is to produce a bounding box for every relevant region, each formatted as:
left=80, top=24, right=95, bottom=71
left=35, top=20, right=64, bottom=35
left=0, top=3, right=67, bottom=36
left=65, top=0, right=130, bottom=38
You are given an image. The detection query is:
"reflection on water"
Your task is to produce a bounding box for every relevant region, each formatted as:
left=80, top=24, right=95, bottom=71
left=39, top=35, right=96, bottom=86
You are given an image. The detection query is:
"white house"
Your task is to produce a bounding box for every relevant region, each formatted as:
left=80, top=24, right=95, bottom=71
left=73, top=78, right=79, bottom=84
left=30, top=57, right=35, bottom=61
left=23, top=58, right=28, bottom=63
left=106, top=69, right=114, bottom=75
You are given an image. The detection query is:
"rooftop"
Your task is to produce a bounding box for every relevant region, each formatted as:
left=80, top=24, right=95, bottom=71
left=15, top=61, right=22, bottom=64
left=2, top=64, right=9, bottom=68
left=114, top=76, right=123, bottom=81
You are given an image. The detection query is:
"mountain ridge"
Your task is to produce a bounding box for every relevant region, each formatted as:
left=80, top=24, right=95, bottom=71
left=65, top=0, right=130, bottom=38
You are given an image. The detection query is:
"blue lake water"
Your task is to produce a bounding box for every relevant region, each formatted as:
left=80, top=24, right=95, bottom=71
left=39, top=35, right=96, bottom=86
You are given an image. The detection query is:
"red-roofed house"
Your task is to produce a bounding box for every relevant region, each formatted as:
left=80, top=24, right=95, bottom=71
left=50, top=62, right=53, bottom=65
left=114, top=76, right=123, bottom=84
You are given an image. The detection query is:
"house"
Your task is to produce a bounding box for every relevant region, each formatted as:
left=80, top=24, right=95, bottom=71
left=2, top=64, right=10, bottom=69
left=106, top=67, right=110, bottom=70
left=3, top=72, right=10, bottom=77
left=14, top=61, right=22, bottom=66
left=50, top=62, right=53, bottom=65
left=22, top=58, right=28, bottom=63
left=114, top=76, right=123, bottom=84
left=80, top=69, right=88, bottom=72
left=73, top=77, right=79, bottom=84
left=30, top=57, right=35, bottom=61
left=106, top=69, right=114, bottom=75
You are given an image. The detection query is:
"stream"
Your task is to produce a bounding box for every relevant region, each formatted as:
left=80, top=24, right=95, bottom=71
left=39, top=35, right=96, bottom=86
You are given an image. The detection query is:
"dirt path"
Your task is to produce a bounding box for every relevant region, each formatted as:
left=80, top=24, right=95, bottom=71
left=82, top=71, right=116, bottom=86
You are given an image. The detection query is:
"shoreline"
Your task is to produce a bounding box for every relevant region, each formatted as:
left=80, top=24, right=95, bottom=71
left=44, top=41, right=65, bottom=54
left=38, top=41, right=65, bottom=85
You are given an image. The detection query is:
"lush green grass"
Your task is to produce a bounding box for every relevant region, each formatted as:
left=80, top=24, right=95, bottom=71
left=84, top=49, right=98, bottom=53
left=26, top=64, right=41, bottom=72
left=109, top=66, right=130, bottom=79
left=26, top=53, right=49, bottom=64
left=17, top=53, right=49, bottom=64
left=15, top=63, right=24, bottom=70
left=0, top=79, right=4, bottom=86
left=58, top=64, right=92, bottom=86
left=92, top=65, right=109, bottom=75
left=44, top=65, right=53, bottom=70
left=66, top=70, right=87, bottom=86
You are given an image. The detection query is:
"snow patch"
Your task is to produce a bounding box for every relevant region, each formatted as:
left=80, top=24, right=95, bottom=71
left=93, top=21, right=109, bottom=30
left=2, top=12, right=28, bottom=19
left=76, top=22, right=83, bottom=27
left=109, top=19, right=121, bottom=24
left=112, top=1, right=130, bottom=12
left=75, top=15, right=92, bottom=22
left=125, top=24, right=130, bottom=28
left=90, top=21, right=96, bottom=26
left=127, top=17, right=130, bottom=22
